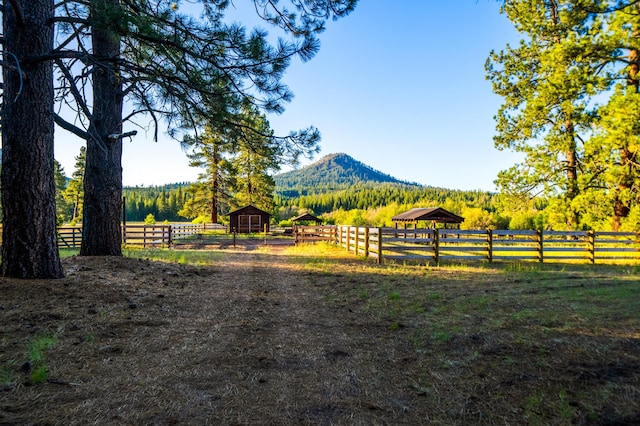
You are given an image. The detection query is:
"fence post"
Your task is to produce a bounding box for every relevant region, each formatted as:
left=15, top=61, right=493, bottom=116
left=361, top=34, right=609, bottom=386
left=264, top=223, right=268, bottom=246
left=168, top=225, right=173, bottom=247
left=434, top=229, right=440, bottom=266
left=377, top=227, right=383, bottom=264
left=537, top=229, right=544, bottom=263
left=353, top=226, right=360, bottom=256
left=487, top=229, right=493, bottom=263
left=588, top=230, right=595, bottom=264
left=364, top=227, right=370, bottom=258
left=346, top=226, right=351, bottom=253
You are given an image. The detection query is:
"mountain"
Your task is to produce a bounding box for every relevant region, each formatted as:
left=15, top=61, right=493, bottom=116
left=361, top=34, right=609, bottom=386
left=274, top=153, right=418, bottom=192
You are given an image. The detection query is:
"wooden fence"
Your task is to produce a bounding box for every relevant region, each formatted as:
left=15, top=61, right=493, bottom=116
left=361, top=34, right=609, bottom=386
left=296, top=225, right=640, bottom=265
left=122, top=225, right=172, bottom=247
left=122, top=223, right=227, bottom=247
left=0, top=223, right=223, bottom=249
left=294, top=225, right=338, bottom=245
left=57, top=226, right=83, bottom=249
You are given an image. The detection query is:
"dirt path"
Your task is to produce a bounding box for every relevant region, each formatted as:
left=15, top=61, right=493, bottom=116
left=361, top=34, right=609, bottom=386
left=0, top=253, right=412, bottom=425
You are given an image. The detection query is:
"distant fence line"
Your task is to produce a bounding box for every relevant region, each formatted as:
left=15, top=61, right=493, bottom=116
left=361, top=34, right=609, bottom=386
left=57, top=223, right=226, bottom=248
left=294, top=225, right=640, bottom=265
left=43, top=223, right=225, bottom=249
left=2, top=223, right=638, bottom=264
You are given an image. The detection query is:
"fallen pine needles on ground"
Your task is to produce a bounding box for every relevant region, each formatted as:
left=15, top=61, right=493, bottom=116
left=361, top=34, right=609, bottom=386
left=0, top=244, right=638, bottom=425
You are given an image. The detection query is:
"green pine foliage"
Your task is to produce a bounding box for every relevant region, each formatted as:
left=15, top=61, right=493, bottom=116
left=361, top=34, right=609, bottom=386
left=487, top=0, right=640, bottom=231
left=123, top=183, right=191, bottom=223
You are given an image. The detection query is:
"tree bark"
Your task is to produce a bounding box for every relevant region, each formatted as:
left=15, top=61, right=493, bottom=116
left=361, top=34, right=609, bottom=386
left=1, top=0, right=64, bottom=278
left=80, top=0, right=124, bottom=256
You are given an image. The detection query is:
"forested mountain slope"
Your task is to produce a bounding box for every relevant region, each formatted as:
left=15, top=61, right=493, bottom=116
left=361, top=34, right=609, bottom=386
left=274, top=153, right=419, bottom=194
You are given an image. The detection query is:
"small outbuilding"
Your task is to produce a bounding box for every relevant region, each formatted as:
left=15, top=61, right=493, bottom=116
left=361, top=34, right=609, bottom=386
left=291, top=213, right=322, bottom=226
left=228, top=205, right=271, bottom=233
left=392, top=207, right=464, bottom=229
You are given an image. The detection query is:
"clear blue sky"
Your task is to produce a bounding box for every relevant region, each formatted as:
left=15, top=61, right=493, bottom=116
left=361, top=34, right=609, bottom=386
left=54, top=1, right=522, bottom=191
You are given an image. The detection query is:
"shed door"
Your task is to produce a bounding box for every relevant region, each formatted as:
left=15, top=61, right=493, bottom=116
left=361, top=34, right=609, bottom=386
left=238, top=214, right=261, bottom=233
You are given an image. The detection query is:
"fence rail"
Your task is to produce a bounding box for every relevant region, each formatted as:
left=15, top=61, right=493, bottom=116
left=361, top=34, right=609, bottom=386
left=296, top=225, right=640, bottom=265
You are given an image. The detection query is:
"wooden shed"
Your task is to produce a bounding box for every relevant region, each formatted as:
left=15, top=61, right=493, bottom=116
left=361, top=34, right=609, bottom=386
left=228, top=205, right=271, bottom=233
left=291, top=213, right=322, bottom=225
left=392, top=207, right=464, bottom=229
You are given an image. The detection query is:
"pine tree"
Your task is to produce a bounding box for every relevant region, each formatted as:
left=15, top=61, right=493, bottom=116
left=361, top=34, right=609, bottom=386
left=229, top=108, right=280, bottom=212
left=1, top=0, right=63, bottom=278
left=54, top=160, right=71, bottom=225
left=180, top=127, right=236, bottom=223
left=63, top=146, right=86, bottom=225
left=488, top=0, right=639, bottom=230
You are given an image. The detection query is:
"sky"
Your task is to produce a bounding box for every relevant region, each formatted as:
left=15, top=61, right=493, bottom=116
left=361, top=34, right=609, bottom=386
left=53, top=1, right=523, bottom=192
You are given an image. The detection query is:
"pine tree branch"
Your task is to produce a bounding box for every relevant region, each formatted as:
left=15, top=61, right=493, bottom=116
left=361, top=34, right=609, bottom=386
left=54, top=113, right=89, bottom=140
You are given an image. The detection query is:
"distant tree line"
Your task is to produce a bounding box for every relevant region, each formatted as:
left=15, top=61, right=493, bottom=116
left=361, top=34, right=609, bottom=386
left=275, top=184, right=494, bottom=216
left=123, top=185, right=191, bottom=223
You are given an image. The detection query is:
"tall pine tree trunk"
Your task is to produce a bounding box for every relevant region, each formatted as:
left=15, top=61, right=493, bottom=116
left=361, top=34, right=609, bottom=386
left=1, top=0, right=63, bottom=278
left=81, top=0, right=124, bottom=256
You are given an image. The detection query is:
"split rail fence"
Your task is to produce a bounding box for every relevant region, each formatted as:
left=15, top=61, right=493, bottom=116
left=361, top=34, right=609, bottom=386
left=295, top=225, right=640, bottom=265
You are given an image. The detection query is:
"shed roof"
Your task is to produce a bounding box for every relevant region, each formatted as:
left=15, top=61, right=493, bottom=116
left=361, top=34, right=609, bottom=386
left=392, top=207, right=464, bottom=223
left=291, top=213, right=322, bottom=223
left=228, top=205, right=271, bottom=217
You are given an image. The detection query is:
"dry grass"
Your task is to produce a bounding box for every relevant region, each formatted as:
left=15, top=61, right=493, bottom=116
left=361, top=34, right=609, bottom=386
left=1, top=241, right=639, bottom=425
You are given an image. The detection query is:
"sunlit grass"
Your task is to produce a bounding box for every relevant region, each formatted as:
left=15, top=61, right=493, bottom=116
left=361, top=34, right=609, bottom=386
left=59, top=248, right=80, bottom=258
left=122, top=247, right=223, bottom=265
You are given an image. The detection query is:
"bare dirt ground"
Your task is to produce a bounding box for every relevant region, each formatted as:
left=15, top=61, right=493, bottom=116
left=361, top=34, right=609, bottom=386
left=1, top=242, right=639, bottom=425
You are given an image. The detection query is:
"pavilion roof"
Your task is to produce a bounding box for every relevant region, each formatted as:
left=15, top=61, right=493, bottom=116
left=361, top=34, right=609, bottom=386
left=391, top=207, right=464, bottom=223
left=291, top=213, right=322, bottom=223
